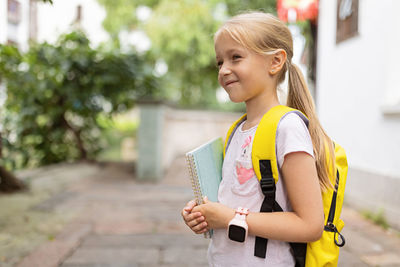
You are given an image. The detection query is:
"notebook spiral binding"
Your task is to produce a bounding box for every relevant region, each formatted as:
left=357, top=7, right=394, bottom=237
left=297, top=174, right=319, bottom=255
left=186, top=154, right=202, bottom=204
left=185, top=153, right=211, bottom=239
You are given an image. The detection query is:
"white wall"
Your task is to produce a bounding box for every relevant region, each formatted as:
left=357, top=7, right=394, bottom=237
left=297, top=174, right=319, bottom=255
left=37, top=0, right=109, bottom=46
left=17, top=0, right=29, bottom=51
left=0, top=0, right=7, bottom=43
left=317, top=0, right=400, bottom=178
left=162, top=108, right=240, bottom=170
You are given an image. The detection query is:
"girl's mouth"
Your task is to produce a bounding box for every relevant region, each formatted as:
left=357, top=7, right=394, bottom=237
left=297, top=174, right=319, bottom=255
left=225, top=80, right=238, bottom=86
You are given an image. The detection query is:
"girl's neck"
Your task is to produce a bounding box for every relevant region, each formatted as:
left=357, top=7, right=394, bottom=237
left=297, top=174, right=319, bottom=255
left=243, top=90, right=280, bottom=130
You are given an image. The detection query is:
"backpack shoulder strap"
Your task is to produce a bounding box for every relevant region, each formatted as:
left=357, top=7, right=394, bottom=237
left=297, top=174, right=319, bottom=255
left=253, top=105, right=309, bottom=261
left=223, top=114, right=247, bottom=158
left=252, top=105, right=308, bottom=183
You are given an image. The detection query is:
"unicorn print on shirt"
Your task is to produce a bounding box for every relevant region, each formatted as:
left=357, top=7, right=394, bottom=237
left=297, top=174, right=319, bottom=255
left=235, top=135, right=256, bottom=184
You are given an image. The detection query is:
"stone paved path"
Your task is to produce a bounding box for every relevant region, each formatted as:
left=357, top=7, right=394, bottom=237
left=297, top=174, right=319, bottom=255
left=16, top=158, right=400, bottom=267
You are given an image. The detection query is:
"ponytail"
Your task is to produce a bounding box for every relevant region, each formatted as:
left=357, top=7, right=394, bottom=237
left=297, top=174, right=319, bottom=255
left=287, top=62, right=335, bottom=191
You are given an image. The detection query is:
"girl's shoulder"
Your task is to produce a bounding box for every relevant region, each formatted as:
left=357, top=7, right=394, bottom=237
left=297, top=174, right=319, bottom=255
left=276, top=112, right=314, bottom=168
left=278, top=112, right=309, bottom=134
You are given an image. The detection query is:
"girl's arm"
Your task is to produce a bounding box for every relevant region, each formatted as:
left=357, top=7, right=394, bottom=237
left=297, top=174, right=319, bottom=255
left=247, top=151, right=324, bottom=242
left=193, top=151, right=324, bottom=243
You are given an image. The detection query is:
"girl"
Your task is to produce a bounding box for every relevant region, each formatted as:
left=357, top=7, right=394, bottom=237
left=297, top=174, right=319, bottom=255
left=182, top=11, right=335, bottom=266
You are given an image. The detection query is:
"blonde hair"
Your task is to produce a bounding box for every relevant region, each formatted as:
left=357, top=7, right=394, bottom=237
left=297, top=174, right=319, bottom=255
left=216, top=12, right=335, bottom=190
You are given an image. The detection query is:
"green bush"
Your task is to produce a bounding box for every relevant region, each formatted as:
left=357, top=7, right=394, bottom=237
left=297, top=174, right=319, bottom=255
left=0, top=31, right=158, bottom=169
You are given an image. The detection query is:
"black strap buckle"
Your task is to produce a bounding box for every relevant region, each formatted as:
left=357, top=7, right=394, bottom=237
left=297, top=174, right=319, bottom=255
left=260, top=177, right=276, bottom=196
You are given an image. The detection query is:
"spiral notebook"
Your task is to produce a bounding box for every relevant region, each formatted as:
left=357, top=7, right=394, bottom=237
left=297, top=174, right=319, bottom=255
left=186, top=137, right=224, bottom=238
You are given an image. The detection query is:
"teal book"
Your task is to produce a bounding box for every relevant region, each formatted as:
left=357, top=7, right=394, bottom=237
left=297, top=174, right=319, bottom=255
left=186, top=137, right=223, bottom=205
left=186, top=137, right=223, bottom=238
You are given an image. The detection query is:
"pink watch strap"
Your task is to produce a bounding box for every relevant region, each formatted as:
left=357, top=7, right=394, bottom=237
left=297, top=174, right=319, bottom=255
left=235, top=207, right=249, bottom=216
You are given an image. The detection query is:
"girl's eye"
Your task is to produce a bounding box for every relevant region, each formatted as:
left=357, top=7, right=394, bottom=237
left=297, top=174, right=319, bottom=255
left=232, top=55, right=241, bottom=60
left=216, top=61, right=223, bottom=68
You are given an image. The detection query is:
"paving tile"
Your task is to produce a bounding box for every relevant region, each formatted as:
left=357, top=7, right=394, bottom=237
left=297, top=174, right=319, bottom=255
left=361, top=253, right=400, bottom=266
left=161, top=247, right=209, bottom=265
left=31, top=191, right=78, bottom=212
left=62, top=248, right=160, bottom=266
left=137, top=264, right=206, bottom=267
left=17, top=223, right=92, bottom=267
left=80, top=234, right=209, bottom=249
left=341, top=227, right=385, bottom=255
left=338, top=250, right=369, bottom=267
left=62, top=264, right=136, bottom=267
left=93, top=221, right=156, bottom=235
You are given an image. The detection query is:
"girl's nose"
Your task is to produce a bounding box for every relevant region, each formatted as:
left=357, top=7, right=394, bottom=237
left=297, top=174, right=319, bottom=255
left=219, top=64, right=232, bottom=75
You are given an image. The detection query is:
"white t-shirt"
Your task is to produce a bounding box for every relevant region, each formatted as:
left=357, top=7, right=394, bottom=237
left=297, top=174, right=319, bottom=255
left=207, top=112, right=314, bottom=267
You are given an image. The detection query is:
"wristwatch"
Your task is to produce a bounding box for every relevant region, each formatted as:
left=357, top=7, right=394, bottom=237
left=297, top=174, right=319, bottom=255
left=228, top=207, right=249, bottom=242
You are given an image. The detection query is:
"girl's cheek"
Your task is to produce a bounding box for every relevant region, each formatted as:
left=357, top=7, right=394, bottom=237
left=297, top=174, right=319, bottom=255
left=217, top=76, right=223, bottom=87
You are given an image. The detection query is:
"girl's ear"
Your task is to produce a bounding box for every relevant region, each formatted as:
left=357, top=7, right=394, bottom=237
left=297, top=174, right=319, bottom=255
left=269, top=49, right=287, bottom=75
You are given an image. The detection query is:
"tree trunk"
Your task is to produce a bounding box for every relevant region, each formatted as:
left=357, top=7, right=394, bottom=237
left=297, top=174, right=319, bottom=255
left=0, top=165, right=26, bottom=193
left=61, top=113, right=87, bottom=160
left=0, top=132, right=26, bottom=193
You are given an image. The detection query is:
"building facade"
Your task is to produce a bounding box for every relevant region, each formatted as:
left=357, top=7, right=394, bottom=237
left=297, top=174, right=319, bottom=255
left=0, top=0, right=35, bottom=51
left=317, top=0, right=400, bottom=229
left=36, top=0, right=108, bottom=46
left=0, top=0, right=108, bottom=48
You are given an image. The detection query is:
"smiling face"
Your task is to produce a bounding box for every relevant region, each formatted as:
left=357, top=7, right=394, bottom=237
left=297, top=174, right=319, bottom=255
left=214, top=31, right=273, bottom=103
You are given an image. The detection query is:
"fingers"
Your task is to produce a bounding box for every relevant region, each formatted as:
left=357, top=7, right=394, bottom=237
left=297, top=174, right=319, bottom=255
left=181, top=200, right=197, bottom=219
left=193, top=221, right=209, bottom=234
left=181, top=208, right=208, bottom=234
left=187, top=214, right=205, bottom=228
left=182, top=199, right=197, bottom=214
left=182, top=210, right=203, bottom=225
left=186, top=199, right=197, bottom=210
left=181, top=199, right=208, bottom=235
left=185, top=213, right=208, bottom=234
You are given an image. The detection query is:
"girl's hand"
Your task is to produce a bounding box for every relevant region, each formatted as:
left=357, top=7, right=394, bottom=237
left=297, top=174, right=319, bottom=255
left=192, top=197, right=235, bottom=230
left=181, top=200, right=208, bottom=234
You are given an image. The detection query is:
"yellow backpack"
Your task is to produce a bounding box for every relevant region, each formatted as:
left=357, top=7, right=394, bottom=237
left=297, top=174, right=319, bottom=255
left=224, top=105, right=348, bottom=267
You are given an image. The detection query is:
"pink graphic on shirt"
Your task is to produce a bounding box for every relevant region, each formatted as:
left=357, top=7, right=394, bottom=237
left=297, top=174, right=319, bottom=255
left=235, top=135, right=256, bottom=184
left=236, top=163, right=255, bottom=184
left=241, top=136, right=252, bottom=149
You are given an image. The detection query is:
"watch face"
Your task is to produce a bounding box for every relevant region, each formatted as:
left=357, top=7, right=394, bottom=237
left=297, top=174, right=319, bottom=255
left=228, top=225, right=246, bottom=242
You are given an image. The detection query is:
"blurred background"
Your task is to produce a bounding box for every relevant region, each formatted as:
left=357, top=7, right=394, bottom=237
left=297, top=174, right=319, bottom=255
left=1, top=0, right=400, bottom=266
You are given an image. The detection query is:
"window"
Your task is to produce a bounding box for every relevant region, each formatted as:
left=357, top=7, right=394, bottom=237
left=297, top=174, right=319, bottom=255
left=336, top=0, right=359, bottom=43
left=8, top=0, right=21, bottom=24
